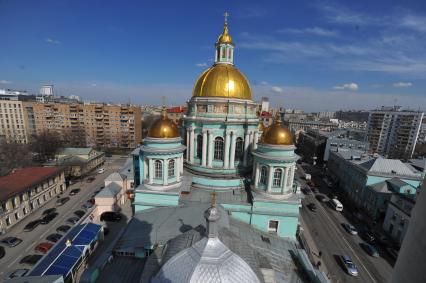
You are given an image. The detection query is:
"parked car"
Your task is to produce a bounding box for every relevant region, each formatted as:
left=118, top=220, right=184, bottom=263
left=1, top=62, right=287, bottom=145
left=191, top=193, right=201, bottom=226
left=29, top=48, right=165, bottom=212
left=40, top=212, right=59, bottom=224
left=82, top=202, right=94, bottom=210
left=46, top=233, right=62, bottom=243
left=1, top=236, right=22, bottom=247
left=69, top=188, right=81, bottom=196
left=98, top=168, right=105, bottom=174
left=86, top=177, right=95, bottom=183
left=42, top=208, right=57, bottom=216
left=302, top=187, right=312, bottom=195
left=19, top=254, right=43, bottom=265
left=372, top=232, right=391, bottom=246
left=24, top=220, right=41, bottom=232
left=56, top=197, right=70, bottom=206
left=67, top=217, right=80, bottom=225
left=74, top=210, right=86, bottom=218
left=307, top=203, right=317, bottom=212
left=56, top=225, right=71, bottom=234
left=87, top=198, right=95, bottom=204
left=342, top=223, right=358, bottom=235
left=35, top=242, right=54, bottom=254
left=316, top=194, right=328, bottom=202
left=8, top=269, right=29, bottom=279
left=100, top=211, right=122, bottom=222
left=360, top=243, right=380, bottom=258
left=362, top=230, right=375, bottom=243
left=340, top=255, right=359, bottom=276
left=0, top=246, right=5, bottom=259
left=312, top=187, right=320, bottom=194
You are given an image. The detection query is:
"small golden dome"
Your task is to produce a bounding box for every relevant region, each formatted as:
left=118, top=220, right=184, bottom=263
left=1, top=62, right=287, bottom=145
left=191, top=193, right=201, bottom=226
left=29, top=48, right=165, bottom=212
left=261, top=114, right=293, bottom=145
left=217, top=23, right=233, bottom=45
left=147, top=109, right=180, bottom=138
left=192, top=64, right=252, bottom=100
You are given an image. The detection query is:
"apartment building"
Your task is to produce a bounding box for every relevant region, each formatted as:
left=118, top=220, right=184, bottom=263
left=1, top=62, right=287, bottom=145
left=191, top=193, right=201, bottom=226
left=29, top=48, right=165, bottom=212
left=366, top=106, right=424, bottom=159
left=33, top=103, right=142, bottom=149
left=0, top=166, right=65, bottom=233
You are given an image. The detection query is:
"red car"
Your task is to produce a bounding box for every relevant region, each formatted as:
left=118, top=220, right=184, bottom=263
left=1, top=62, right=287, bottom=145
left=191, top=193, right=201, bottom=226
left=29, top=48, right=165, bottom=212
left=35, top=242, right=53, bottom=254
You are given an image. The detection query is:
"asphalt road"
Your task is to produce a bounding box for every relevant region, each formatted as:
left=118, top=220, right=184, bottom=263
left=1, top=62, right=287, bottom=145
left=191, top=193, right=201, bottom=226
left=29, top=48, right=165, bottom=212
left=298, top=164, right=393, bottom=283
left=0, top=156, right=126, bottom=281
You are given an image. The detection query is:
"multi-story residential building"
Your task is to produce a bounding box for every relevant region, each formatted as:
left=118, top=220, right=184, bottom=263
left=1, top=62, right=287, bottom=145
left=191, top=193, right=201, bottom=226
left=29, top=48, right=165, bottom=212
left=366, top=106, right=424, bottom=159
left=285, top=119, right=338, bottom=133
left=167, top=106, right=187, bottom=125
left=0, top=91, right=36, bottom=143
left=328, top=149, right=423, bottom=220
left=382, top=193, right=415, bottom=245
left=0, top=166, right=65, bottom=233
left=318, top=111, right=335, bottom=119
left=33, top=103, right=142, bottom=148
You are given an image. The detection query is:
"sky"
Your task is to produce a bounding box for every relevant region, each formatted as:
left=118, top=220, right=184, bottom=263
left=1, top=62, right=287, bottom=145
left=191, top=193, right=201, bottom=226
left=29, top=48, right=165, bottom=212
left=1, top=0, right=426, bottom=111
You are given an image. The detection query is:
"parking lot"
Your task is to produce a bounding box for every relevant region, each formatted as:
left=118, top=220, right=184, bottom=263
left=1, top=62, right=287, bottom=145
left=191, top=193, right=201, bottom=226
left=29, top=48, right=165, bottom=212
left=0, top=156, right=126, bottom=280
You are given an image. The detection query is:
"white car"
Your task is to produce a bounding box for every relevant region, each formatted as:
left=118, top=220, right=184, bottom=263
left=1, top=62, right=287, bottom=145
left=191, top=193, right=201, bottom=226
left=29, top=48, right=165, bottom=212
left=98, top=168, right=105, bottom=174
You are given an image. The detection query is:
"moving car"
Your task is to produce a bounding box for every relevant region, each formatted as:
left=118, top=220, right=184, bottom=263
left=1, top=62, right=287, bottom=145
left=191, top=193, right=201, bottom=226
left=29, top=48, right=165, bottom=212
left=56, top=197, right=70, bottom=206
left=1, top=236, right=22, bottom=247
left=340, top=255, right=358, bottom=276
left=42, top=208, right=57, bottom=216
left=330, top=199, right=343, bottom=212
left=8, top=269, right=29, bottom=279
left=46, top=233, right=62, bottom=243
left=23, top=220, right=42, bottom=232
left=67, top=217, right=80, bottom=225
left=360, top=243, right=379, bottom=257
left=0, top=246, right=5, bottom=259
left=342, top=223, right=358, bottom=235
left=35, top=242, right=54, bottom=254
left=74, top=210, right=86, bottom=218
left=69, top=188, right=81, bottom=196
left=98, top=168, right=105, bottom=174
left=307, top=203, right=317, bottom=212
left=19, top=254, right=43, bottom=265
left=40, top=212, right=59, bottom=224
left=56, top=225, right=71, bottom=234
left=100, top=211, right=122, bottom=222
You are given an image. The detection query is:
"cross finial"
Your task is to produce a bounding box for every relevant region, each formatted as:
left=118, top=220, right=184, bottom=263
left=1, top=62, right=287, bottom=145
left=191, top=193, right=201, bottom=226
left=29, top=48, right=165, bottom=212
left=161, top=96, right=167, bottom=108
left=224, top=11, right=229, bottom=24
left=211, top=191, right=217, bottom=207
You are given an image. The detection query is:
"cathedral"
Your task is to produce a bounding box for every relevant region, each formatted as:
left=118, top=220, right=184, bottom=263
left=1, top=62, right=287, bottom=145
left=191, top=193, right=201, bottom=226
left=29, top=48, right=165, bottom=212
left=132, top=16, right=301, bottom=240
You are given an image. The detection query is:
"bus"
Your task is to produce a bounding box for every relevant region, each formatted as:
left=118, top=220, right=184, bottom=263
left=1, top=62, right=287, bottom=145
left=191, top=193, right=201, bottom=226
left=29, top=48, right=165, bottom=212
left=330, top=199, right=343, bottom=211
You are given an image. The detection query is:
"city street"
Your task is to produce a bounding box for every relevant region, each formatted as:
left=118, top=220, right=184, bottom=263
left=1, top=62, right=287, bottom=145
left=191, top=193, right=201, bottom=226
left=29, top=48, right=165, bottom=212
left=0, top=156, right=126, bottom=281
left=297, top=164, right=393, bottom=283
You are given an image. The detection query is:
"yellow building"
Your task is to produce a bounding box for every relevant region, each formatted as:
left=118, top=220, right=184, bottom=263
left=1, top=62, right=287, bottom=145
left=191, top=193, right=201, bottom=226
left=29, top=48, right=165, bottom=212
left=0, top=99, right=34, bottom=144
left=33, top=103, right=142, bottom=148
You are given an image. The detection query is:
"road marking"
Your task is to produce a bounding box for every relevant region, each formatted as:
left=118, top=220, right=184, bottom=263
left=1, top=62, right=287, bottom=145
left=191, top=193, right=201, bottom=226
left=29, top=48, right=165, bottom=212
left=25, top=243, right=35, bottom=252
left=316, top=198, right=378, bottom=283
left=7, top=257, right=19, bottom=268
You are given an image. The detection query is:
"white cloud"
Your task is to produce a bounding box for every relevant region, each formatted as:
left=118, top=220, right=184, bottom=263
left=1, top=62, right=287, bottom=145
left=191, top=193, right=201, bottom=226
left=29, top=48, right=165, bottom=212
left=271, top=86, right=284, bottom=93
left=333, top=83, right=359, bottom=91
left=45, top=38, right=61, bottom=44
left=0, top=80, right=12, bottom=84
left=393, top=82, right=413, bottom=88
left=91, top=83, right=97, bottom=87
left=260, top=81, right=269, bottom=85
left=278, top=27, right=338, bottom=37
left=195, top=62, right=207, bottom=67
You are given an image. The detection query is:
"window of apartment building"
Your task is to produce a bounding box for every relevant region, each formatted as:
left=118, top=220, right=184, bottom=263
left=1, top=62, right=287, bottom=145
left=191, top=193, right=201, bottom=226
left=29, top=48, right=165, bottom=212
left=268, top=220, right=279, bottom=233
left=23, top=206, right=28, bottom=215
left=6, top=216, right=11, bottom=226
left=14, top=212, right=19, bottom=220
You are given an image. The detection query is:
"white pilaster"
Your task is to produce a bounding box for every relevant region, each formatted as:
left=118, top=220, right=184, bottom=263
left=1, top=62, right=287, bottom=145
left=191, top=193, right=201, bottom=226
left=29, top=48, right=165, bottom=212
left=224, top=130, right=231, bottom=168
left=143, top=158, right=148, bottom=181
left=186, top=129, right=190, bottom=161
left=207, top=131, right=213, bottom=167
left=254, top=163, right=260, bottom=187
left=176, top=158, right=181, bottom=182
left=243, top=131, right=250, bottom=166
left=202, top=130, right=207, bottom=167
left=267, top=165, right=274, bottom=192
left=253, top=131, right=259, bottom=149
left=163, top=160, right=168, bottom=185
left=229, top=131, right=236, bottom=169
left=283, top=167, right=289, bottom=193
left=189, top=128, right=195, bottom=164
left=289, top=165, right=295, bottom=189
left=149, top=158, right=153, bottom=184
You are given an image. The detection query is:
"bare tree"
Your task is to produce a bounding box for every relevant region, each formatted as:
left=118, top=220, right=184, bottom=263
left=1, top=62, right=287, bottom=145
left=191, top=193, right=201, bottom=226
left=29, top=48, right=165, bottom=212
left=0, top=140, right=33, bottom=176
left=30, top=131, right=63, bottom=163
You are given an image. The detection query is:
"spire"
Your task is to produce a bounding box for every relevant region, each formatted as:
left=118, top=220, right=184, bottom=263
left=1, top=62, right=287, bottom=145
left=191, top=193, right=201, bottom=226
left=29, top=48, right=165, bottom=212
left=161, top=96, right=167, bottom=119
left=204, top=192, right=220, bottom=238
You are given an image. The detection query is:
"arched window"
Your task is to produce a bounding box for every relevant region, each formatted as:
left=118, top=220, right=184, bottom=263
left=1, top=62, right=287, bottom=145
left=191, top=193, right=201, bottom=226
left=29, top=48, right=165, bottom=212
left=260, top=166, right=268, bottom=185
left=235, top=137, right=244, bottom=160
left=214, top=137, right=224, bottom=161
left=154, top=160, right=162, bottom=179
left=168, top=159, right=175, bottom=178
left=196, top=135, right=203, bottom=158
left=273, top=169, right=282, bottom=187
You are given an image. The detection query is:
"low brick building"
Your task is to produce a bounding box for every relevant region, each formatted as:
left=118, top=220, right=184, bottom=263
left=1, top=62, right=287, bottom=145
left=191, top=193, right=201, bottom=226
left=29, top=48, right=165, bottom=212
left=0, top=167, right=66, bottom=233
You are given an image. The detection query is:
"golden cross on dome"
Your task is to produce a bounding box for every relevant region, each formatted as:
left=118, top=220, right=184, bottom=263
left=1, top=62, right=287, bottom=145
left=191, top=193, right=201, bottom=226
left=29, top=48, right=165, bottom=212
left=211, top=191, right=217, bottom=207
left=224, top=11, right=229, bottom=24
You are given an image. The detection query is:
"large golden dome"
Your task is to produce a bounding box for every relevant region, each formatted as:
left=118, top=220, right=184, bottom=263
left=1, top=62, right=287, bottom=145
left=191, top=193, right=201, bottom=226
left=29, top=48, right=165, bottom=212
left=147, top=109, right=180, bottom=138
left=261, top=115, right=293, bottom=145
left=192, top=64, right=252, bottom=100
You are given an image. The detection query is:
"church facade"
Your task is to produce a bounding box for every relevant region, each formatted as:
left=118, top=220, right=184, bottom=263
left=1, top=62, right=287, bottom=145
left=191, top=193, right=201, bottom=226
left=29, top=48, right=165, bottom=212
left=132, top=18, right=302, bottom=240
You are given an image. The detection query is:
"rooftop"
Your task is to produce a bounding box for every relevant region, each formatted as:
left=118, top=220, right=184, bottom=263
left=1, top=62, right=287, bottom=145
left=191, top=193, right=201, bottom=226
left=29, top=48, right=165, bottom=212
left=58, top=147, right=93, bottom=156
left=0, top=167, right=63, bottom=202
